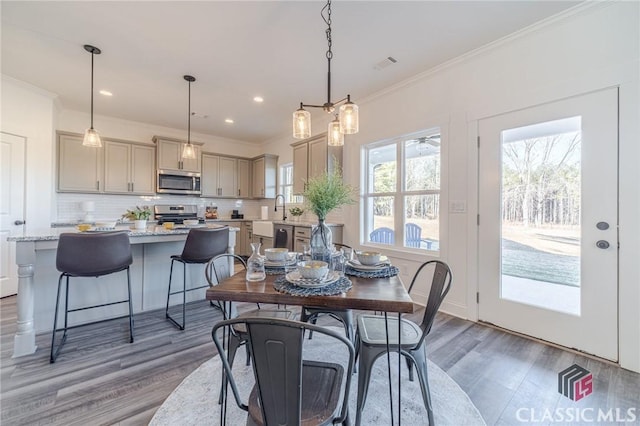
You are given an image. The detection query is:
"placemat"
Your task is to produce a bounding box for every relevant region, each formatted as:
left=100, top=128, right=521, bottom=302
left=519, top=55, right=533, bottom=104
left=345, top=265, right=399, bottom=278
left=273, top=275, right=352, bottom=297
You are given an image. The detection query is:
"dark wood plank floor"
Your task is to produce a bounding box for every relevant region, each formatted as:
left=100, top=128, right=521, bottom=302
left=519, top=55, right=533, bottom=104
left=1, top=295, right=638, bottom=425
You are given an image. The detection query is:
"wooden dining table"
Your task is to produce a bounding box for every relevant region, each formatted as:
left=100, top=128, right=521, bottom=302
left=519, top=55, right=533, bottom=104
left=206, top=270, right=416, bottom=426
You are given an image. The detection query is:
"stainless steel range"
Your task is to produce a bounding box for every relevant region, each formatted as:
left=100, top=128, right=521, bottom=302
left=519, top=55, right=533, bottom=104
left=154, top=205, right=204, bottom=224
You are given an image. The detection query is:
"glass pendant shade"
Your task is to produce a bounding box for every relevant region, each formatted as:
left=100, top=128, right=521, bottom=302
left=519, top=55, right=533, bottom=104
left=83, top=128, right=102, bottom=147
left=339, top=101, right=359, bottom=134
left=293, top=108, right=311, bottom=139
left=327, top=117, right=344, bottom=146
left=182, top=142, right=196, bottom=159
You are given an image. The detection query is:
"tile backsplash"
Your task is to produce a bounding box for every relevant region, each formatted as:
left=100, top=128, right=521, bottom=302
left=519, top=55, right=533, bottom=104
left=56, top=193, right=344, bottom=224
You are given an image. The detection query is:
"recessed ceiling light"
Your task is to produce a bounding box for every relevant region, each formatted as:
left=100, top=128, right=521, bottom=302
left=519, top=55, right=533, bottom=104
left=253, top=96, right=264, bottom=103
left=99, top=90, right=113, bottom=96
left=225, top=118, right=234, bottom=124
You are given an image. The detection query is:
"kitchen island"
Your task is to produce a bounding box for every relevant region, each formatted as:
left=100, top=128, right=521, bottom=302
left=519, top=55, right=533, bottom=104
left=7, top=224, right=238, bottom=358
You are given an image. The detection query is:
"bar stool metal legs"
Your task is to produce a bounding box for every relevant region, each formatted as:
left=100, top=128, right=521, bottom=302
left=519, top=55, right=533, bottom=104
left=165, top=258, right=189, bottom=330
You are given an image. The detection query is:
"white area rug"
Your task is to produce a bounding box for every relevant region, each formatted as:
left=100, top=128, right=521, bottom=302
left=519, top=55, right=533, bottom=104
left=151, top=328, right=485, bottom=425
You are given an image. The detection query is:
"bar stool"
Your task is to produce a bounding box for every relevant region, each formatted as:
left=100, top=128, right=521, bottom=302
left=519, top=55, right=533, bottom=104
left=166, top=226, right=229, bottom=330
left=51, top=231, right=134, bottom=363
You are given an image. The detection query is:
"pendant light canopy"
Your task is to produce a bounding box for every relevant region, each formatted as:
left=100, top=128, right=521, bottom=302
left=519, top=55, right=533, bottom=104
left=82, top=44, right=102, bottom=147
left=292, top=0, right=359, bottom=146
left=182, top=75, right=197, bottom=160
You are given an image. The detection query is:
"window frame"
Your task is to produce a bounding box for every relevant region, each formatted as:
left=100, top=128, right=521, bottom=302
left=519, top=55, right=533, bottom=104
left=279, top=163, right=302, bottom=204
left=361, top=128, right=444, bottom=254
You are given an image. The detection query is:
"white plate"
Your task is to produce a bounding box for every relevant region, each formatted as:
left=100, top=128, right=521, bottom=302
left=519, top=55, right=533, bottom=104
left=347, top=258, right=391, bottom=271
left=285, top=270, right=340, bottom=288
left=264, top=258, right=298, bottom=267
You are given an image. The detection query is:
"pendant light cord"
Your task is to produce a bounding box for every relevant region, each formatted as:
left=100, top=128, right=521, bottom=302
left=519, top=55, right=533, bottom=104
left=90, top=51, right=94, bottom=129
left=323, top=0, right=332, bottom=107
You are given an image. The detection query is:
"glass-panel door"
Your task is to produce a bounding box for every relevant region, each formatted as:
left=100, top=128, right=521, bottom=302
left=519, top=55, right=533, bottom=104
left=478, top=88, right=618, bottom=361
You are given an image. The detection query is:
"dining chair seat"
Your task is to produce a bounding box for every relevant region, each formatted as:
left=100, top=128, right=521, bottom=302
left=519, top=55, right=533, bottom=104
left=357, top=314, right=422, bottom=348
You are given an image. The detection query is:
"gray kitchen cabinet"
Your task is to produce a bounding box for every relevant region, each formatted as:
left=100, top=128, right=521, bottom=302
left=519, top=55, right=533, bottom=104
left=252, top=234, right=273, bottom=254
left=291, top=132, right=342, bottom=195
left=252, top=154, right=278, bottom=199
left=293, top=224, right=343, bottom=253
left=153, top=135, right=202, bottom=173
left=104, top=141, right=155, bottom=194
left=202, top=154, right=237, bottom=197
left=237, top=159, right=250, bottom=198
left=57, top=132, right=103, bottom=193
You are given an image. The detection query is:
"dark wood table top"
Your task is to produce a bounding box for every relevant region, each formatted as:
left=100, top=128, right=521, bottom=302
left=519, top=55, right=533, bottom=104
left=206, top=272, right=415, bottom=314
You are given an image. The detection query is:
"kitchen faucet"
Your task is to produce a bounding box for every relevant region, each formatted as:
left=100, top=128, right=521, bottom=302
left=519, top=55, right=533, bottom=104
left=274, top=194, right=287, bottom=221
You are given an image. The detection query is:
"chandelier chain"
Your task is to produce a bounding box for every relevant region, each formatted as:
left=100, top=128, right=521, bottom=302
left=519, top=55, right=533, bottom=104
left=323, top=0, right=333, bottom=60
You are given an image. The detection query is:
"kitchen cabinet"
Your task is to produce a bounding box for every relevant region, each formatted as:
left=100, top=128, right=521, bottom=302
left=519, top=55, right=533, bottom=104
left=153, top=135, right=202, bottom=173
left=202, top=154, right=237, bottom=197
left=291, top=132, right=342, bottom=194
left=237, top=159, right=250, bottom=198
left=252, top=154, right=278, bottom=199
left=293, top=224, right=343, bottom=253
left=241, top=221, right=253, bottom=257
left=252, top=235, right=273, bottom=254
left=104, top=141, right=155, bottom=195
left=57, top=132, right=103, bottom=193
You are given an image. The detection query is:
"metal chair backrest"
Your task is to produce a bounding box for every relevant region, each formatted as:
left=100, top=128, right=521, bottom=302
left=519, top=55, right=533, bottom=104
left=180, top=227, right=229, bottom=263
left=369, top=227, right=395, bottom=244
left=274, top=228, right=288, bottom=248
left=407, top=260, right=452, bottom=348
left=405, top=223, right=422, bottom=248
left=205, top=253, right=246, bottom=287
left=56, top=231, right=132, bottom=277
left=211, top=317, right=354, bottom=425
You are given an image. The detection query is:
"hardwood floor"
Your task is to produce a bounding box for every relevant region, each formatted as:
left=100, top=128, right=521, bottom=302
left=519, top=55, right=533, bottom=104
left=1, top=295, right=638, bottom=425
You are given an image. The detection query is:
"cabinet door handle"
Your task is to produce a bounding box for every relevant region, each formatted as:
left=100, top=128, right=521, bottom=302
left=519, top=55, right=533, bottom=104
left=238, top=189, right=240, bottom=196
left=96, top=180, right=100, bottom=190
left=131, top=182, right=134, bottom=192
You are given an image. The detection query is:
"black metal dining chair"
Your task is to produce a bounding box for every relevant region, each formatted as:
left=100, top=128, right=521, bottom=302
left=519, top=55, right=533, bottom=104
left=51, top=231, right=134, bottom=363
left=166, top=226, right=229, bottom=330
left=300, top=243, right=355, bottom=344
left=205, top=253, right=292, bottom=403
left=354, top=260, right=452, bottom=425
left=212, top=317, right=355, bottom=426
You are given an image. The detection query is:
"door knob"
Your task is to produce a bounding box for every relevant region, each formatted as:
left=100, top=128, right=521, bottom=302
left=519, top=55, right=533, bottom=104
left=14, top=220, right=26, bottom=225
left=596, top=240, right=610, bottom=249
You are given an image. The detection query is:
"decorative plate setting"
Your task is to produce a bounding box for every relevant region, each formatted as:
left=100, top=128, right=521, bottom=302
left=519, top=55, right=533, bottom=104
left=264, top=258, right=298, bottom=268
left=347, top=257, right=391, bottom=271
left=285, top=270, right=340, bottom=288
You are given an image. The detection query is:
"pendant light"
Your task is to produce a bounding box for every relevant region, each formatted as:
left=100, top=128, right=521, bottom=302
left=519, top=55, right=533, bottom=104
left=182, top=75, right=196, bottom=160
left=82, top=44, right=102, bottom=147
left=293, top=0, right=359, bottom=145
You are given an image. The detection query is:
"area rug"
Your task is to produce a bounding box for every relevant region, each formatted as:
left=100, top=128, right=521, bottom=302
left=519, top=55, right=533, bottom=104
left=151, top=328, right=485, bottom=425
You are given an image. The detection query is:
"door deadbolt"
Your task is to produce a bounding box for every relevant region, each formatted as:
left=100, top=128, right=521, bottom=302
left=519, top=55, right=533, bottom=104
left=596, top=240, right=610, bottom=249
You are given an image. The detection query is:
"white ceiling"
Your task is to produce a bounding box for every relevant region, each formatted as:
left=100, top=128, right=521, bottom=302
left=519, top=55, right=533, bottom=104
left=1, top=1, right=581, bottom=143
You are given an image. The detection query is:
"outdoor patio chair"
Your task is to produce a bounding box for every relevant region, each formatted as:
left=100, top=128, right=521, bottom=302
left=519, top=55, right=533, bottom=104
left=405, top=223, right=422, bottom=248
left=355, top=260, right=452, bottom=425
left=369, top=227, right=395, bottom=244
left=212, top=317, right=355, bottom=425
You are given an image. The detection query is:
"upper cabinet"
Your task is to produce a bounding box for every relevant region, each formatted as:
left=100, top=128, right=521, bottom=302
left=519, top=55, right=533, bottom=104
left=237, top=159, right=251, bottom=198
left=58, top=132, right=103, bottom=193
left=153, top=136, right=202, bottom=173
left=291, top=133, right=342, bottom=194
left=201, top=154, right=238, bottom=198
left=57, top=131, right=155, bottom=195
left=104, top=141, right=155, bottom=195
left=252, top=154, right=278, bottom=199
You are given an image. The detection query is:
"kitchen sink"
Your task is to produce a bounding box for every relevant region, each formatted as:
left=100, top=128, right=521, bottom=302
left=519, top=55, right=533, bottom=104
left=252, top=221, right=274, bottom=237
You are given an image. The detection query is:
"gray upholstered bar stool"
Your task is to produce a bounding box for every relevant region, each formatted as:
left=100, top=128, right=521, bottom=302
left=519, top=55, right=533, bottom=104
left=51, top=231, right=134, bottom=363
left=166, top=226, right=229, bottom=330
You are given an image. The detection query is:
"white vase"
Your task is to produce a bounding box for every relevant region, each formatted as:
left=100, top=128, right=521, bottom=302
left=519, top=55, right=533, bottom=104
left=134, top=219, right=147, bottom=230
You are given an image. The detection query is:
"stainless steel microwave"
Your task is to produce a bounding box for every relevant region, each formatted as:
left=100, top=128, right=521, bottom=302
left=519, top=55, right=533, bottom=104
left=157, top=170, right=201, bottom=195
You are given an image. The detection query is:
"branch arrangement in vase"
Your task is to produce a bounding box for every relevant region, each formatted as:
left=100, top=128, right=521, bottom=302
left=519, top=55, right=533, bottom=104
left=303, top=168, right=356, bottom=220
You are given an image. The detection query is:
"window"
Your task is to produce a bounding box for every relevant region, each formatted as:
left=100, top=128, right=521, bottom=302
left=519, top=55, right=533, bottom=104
left=362, top=129, right=441, bottom=251
left=279, top=163, right=302, bottom=204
